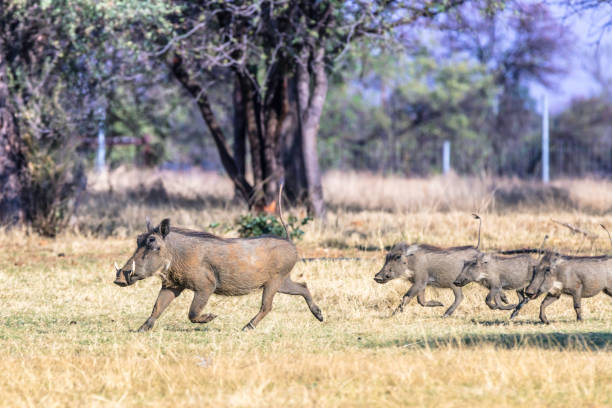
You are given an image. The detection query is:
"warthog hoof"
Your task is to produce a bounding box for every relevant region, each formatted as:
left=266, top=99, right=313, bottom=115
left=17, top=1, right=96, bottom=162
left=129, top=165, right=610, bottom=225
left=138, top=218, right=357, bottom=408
left=496, top=303, right=518, bottom=311
left=190, top=313, right=217, bottom=324
left=312, top=306, right=324, bottom=322
left=201, top=313, right=217, bottom=323
left=391, top=305, right=404, bottom=316
left=137, top=320, right=154, bottom=332
left=242, top=322, right=256, bottom=331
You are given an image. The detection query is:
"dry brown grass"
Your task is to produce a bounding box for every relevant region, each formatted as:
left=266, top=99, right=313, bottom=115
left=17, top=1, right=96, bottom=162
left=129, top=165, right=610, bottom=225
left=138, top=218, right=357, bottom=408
left=1, top=169, right=612, bottom=407
left=324, top=170, right=612, bottom=214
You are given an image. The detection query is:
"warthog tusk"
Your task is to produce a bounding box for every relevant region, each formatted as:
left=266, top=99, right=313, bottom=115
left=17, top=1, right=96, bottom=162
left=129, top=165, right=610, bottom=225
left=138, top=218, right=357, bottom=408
left=114, top=262, right=120, bottom=272
left=132, top=260, right=136, bottom=275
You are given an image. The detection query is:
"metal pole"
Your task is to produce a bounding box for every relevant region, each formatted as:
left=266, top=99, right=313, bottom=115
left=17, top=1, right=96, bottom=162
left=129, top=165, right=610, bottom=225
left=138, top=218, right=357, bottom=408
left=542, top=93, right=549, bottom=183
left=96, top=107, right=106, bottom=172
left=442, top=140, right=451, bottom=175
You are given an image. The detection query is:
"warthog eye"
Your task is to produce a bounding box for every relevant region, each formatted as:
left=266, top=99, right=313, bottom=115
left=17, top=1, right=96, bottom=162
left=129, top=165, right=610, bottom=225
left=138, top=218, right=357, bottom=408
left=146, top=235, right=159, bottom=250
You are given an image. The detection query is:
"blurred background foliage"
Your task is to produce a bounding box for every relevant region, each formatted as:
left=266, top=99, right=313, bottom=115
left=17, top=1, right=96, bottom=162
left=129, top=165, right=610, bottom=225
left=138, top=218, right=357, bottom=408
left=3, top=0, right=612, bottom=235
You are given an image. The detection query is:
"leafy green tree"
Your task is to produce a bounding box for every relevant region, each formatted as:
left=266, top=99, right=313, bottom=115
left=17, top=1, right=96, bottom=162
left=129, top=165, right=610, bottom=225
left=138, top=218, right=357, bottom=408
left=441, top=1, right=571, bottom=175
left=105, top=0, right=483, bottom=217
left=0, top=0, right=113, bottom=234
left=551, top=96, right=612, bottom=175
left=320, top=47, right=496, bottom=175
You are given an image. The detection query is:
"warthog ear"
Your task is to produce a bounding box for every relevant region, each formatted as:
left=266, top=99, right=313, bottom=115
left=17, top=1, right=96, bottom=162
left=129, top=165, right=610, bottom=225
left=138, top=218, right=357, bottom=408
left=145, top=216, right=152, bottom=232
left=403, top=245, right=417, bottom=256
left=159, top=218, right=171, bottom=238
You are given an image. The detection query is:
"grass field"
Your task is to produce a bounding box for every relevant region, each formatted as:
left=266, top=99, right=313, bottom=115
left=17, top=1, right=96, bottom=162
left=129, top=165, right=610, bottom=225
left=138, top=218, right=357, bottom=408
left=1, top=169, right=612, bottom=407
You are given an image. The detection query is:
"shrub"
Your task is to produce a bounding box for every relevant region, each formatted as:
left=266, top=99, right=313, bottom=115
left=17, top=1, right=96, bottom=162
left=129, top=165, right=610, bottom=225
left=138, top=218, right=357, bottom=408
left=18, top=86, right=88, bottom=237
left=235, top=214, right=312, bottom=240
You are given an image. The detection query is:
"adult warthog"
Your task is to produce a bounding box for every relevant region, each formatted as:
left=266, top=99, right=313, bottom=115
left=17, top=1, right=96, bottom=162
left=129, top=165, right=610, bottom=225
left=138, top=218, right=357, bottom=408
left=524, top=252, right=612, bottom=324
left=114, top=218, right=323, bottom=331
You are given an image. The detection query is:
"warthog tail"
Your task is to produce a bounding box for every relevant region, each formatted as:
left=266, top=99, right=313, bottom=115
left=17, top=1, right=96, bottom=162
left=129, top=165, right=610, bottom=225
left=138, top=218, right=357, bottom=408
left=278, top=182, right=289, bottom=240
left=601, top=224, right=612, bottom=247
left=472, top=213, right=481, bottom=250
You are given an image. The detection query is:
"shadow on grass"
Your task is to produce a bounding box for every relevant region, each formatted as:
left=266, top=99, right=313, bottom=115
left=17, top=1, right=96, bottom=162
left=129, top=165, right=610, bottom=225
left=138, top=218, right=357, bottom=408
left=468, top=318, right=546, bottom=326
left=361, top=331, right=612, bottom=351
left=158, top=325, right=218, bottom=333
left=321, top=238, right=392, bottom=252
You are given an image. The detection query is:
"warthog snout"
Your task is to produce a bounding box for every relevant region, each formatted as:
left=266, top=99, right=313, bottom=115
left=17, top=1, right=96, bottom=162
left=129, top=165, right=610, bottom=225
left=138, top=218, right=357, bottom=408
left=373, top=270, right=390, bottom=284
left=113, top=261, right=135, bottom=287
left=453, top=277, right=468, bottom=287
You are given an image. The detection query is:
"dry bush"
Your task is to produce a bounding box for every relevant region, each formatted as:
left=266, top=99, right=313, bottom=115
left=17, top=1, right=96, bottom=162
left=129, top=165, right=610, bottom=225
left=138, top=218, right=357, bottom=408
left=324, top=171, right=612, bottom=215
left=76, top=169, right=612, bottom=239
left=554, top=177, right=612, bottom=214
left=323, top=171, right=492, bottom=213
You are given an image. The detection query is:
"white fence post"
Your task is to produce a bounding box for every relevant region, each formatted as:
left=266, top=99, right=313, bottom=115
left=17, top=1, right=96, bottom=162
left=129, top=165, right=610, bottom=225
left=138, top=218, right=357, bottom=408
left=96, top=107, right=106, bottom=172
left=442, top=140, right=451, bottom=175
left=542, top=93, right=549, bottom=183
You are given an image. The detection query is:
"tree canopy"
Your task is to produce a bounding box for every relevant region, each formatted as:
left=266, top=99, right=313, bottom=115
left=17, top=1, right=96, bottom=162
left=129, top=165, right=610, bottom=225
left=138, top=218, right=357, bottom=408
left=1, top=0, right=612, bottom=235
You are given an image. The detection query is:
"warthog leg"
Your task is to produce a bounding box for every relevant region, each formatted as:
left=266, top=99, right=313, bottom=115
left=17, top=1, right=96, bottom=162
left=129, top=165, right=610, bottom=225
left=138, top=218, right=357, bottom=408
left=494, top=291, right=517, bottom=310
left=516, top=290, right=525, bottom=304
left=442, top=285, right=463, bottom=317
left=278, top=278, right=324, bottom=322
left=137, top=286, right=184, bottom=332
left=499, top=291, right=510, bottom=304
left=189, top=287, right=217, bottom=325
left=510, top=290, right=529, bottom=319
left=485, top=288, right=516, bottom=310
left=243, top=278, right=283, bottom=331
left=485, top=290, right=497, bottom=310
left=572, top=285, right=583, bottom=321
left=392, top=282, right=425, bottom=316
left=417, top=290, right=443, bottom=308
left=539, top=293, right=560, bottom=324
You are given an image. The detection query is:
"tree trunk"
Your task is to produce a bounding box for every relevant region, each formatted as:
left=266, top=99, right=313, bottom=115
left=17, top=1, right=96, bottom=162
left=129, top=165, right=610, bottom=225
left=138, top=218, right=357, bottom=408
left=239, top=71, right=266, bottom=209
left=297, top=46, right=327, bottom=218
left=169, top=47, right=324, bottom=217
left=283, top=77, right=308, bottom=204
left=239, top=65, right=290, bottom=211
left=262, top=66, right=289, bottom=206
left=233, top=76, right=246, bottom=179
left=169, top=54, right=254, bottom=205
left=0, top=58, right=28, bottom=226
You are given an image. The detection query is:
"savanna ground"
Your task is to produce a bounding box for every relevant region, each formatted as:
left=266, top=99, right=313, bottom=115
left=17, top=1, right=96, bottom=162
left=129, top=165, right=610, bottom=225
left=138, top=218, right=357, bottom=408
left=1, top=169, right=612, bottom=407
